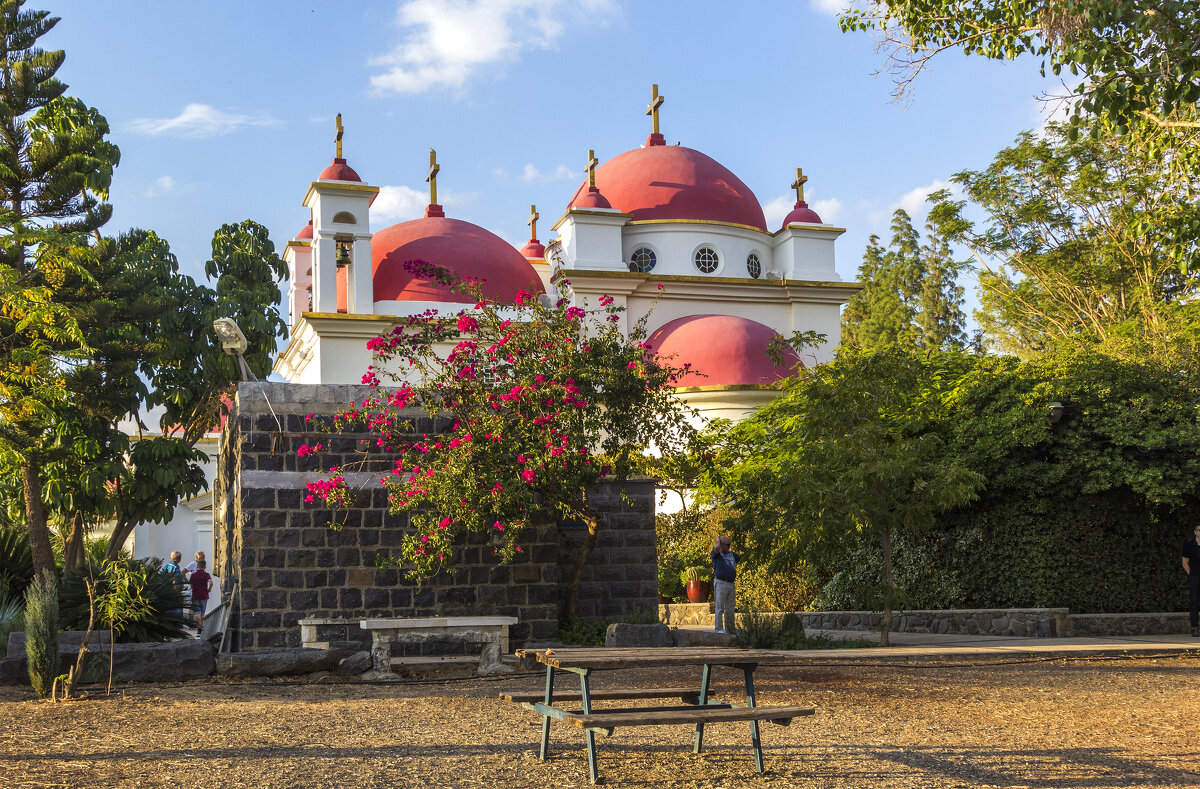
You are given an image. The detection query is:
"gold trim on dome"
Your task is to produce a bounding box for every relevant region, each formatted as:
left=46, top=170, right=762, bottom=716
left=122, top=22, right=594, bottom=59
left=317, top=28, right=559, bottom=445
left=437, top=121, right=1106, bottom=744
left=551, top=208, right=632, bottom=232
left=286, top=240, right=312, bottom=248
left=772, top=223, right=847, bottom=236
left=673, top=384, right=786, bottom=394
left=626, top=218, right=769, bottom=234
left=307, top=181, right=380, bottom=194
left=301, top=312, right=405, bottom=322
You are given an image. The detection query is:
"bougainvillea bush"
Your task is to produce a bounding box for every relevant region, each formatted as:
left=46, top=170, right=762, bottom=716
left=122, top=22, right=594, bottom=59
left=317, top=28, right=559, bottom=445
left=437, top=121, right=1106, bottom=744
left=303, top=261, right=697, bottom=618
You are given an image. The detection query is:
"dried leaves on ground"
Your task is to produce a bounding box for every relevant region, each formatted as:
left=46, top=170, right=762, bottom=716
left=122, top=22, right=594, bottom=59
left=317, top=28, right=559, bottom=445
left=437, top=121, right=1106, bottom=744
left=1, top=655, right=1198, bottom=788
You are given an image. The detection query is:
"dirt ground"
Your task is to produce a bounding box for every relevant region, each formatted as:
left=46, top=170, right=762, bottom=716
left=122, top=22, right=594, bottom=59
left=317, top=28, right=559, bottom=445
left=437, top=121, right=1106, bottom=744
left=1, top=654, right=1198, bottom=789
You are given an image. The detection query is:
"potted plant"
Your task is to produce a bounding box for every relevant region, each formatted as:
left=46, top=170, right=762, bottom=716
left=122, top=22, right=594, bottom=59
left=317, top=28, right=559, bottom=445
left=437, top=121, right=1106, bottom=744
left=681, top=566, right=711, bottom=604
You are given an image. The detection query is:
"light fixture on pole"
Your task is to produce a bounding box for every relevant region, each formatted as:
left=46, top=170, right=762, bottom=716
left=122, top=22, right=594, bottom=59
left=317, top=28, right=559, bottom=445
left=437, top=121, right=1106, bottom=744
left=1048, top=402, right=1064, bottom=423
left=213, top=317, right=255, bottom=382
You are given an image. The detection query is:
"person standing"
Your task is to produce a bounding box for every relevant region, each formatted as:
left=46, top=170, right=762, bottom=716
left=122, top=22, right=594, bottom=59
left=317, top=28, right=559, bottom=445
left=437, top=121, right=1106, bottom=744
left=1183, top=525, right=1200, bottom=638
left=711, top=536, right=740, bottom=635
left=188, top=560, right=213, bottom=632
left=162, top=551, right=184, bottom=616
left=183, top=550, right=205, bottom=581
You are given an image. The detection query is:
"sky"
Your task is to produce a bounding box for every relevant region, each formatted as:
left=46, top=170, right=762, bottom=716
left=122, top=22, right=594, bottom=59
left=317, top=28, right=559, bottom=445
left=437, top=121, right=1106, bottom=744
left=47, top=0, right=1061, bottom=295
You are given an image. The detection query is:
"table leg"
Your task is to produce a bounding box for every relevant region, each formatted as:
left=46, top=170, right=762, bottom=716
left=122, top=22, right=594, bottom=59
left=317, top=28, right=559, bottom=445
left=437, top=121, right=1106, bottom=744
left=538, top=665, right=555, bottom=760
left=580, top=669, right=600, bottom=784
left=744, top=666, right=764, bottom=773
left=692, top=663, right=711, bottom=754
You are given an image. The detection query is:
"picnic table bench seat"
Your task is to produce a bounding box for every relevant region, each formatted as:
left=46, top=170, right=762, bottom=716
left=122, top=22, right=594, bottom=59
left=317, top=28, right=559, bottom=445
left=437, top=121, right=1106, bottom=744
left=499, top=687, right=707, bottom=704
left=561, top=703, right=815, bottom=733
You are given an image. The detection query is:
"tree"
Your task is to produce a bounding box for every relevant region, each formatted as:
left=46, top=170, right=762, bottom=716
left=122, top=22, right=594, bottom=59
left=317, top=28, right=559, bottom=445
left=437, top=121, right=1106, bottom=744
left=0, top=3, right=119, bottom=580
left=303, top=264, right=696, bottom=620
left=706, top=347, right=984, bottom=645
left=838, top=0, right=1200, bottom=130
left=928, top=115, right=1200, bottom=361
left=841, top=209, right=967, bottom=351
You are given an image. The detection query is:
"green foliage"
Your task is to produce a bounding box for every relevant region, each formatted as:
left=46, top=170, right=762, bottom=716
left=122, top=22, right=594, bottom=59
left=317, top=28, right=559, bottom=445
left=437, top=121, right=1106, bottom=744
left=0, top=587, right=23, bottom=656
left=23, top=571, right=58, bottom=698
left=0, top=524, right=34, bottom=601
left=654, top=508, right=716, bottom=602
left=929, top=114, right=1200, bottom=362
left=841, top=209, right=967, bottom=351
left=681, top=566, right=709, bottom=584
left=839, top=0, right=1200, bottom=128
left=557, top=607, right=660, bottom=647
left=58, top=558, right=188, bottom=642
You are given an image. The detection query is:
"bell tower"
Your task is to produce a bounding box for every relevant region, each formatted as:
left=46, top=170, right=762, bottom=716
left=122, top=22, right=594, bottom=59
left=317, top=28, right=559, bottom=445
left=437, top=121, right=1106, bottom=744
left=304, top=114, right=379, bottom=314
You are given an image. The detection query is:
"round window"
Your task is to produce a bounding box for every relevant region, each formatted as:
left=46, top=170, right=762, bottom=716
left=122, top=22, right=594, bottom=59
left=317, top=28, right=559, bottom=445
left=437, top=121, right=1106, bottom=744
left=629, top=246, right=657, bottom=273
left=747, top=252, right=762, bottom=279
left=694, top=246, right=719, bottom=274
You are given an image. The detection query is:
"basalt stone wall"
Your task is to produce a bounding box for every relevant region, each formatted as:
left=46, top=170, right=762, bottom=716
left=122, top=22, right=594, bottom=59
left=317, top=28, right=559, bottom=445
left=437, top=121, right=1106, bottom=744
left=214, top=382, right=657, bottom=652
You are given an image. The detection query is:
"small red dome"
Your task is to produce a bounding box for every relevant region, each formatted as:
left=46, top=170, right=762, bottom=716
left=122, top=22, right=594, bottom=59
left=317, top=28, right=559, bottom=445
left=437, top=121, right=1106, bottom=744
left=782, top=200, right=823, bottom=227
left=371, top=216, right=546, bottom=304
left=574, top=186, right=612, bottom=210
left=318, top=157, right=362, bottom=182
left=647, top=315, right=800, bottom=387
left=567, top=145, right=765, bottom=231
left=296, top=220, right=313, bottom=240
left=521, top=239, right=546, bottom=259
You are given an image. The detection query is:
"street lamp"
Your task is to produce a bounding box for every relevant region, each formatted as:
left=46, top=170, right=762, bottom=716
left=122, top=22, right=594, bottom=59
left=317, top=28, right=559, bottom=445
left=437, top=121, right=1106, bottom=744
left=213, top=318, right=255, bottom=382
left=1048, top=402, right=1064, bottom=423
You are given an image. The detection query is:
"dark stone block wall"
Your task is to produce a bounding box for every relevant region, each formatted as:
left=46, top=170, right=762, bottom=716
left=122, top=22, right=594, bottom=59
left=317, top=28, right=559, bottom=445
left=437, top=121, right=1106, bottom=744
left=214, top=382, right=657, bottom=651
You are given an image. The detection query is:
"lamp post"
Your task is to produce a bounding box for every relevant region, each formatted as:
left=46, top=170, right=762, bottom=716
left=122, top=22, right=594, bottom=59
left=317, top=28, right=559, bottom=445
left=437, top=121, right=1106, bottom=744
left=212, top=317, right=255, bottom=382
left=1048, top=402, right=1064, bottom=424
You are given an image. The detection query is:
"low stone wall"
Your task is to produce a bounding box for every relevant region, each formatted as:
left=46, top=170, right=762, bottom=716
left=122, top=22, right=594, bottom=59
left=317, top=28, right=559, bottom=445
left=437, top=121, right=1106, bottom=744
left=658, top=605, right=1190, bottom=637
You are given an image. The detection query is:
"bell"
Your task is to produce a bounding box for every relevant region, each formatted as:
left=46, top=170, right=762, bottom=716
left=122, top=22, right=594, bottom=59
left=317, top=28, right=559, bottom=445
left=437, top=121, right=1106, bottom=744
left=335, top=243, right=351, bottom=268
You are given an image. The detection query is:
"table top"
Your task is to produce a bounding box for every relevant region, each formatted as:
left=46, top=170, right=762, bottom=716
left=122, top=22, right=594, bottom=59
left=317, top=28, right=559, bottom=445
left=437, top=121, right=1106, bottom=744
left=514, top=646, right=804, bottom=670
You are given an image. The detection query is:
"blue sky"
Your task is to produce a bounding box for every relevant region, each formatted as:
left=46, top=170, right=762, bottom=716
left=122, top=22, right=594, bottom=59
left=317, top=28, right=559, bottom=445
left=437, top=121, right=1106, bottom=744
left=49, top=0, right=1057, bottom=289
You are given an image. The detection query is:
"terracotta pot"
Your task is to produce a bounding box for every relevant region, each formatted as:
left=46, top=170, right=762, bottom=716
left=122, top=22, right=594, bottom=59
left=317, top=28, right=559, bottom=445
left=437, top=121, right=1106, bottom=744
left=685, top=580, right=710, bottom=604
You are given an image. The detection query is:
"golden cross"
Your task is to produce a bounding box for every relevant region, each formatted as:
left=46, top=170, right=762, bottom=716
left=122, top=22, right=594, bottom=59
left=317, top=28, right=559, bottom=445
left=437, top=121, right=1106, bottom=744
left=427, top=148, right=440, bottom=205
left=528, top=204, right=539, bottom=239
left=335, top=113, right=344, bottom=159
left=645, top=84, right=665, bottom=134
left=791, top=167, right=808, bottom=203
left=587, top=149, right=599, bottom=188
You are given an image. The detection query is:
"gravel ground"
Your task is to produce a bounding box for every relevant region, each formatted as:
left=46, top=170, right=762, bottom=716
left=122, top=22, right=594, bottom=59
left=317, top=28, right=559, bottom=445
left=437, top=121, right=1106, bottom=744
left=1, top=654, right=1198, bottom=788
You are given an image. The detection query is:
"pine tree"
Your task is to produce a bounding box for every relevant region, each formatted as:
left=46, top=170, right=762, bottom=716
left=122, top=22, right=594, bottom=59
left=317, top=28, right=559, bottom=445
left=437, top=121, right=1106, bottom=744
left=0, top=2, right=119, bottom=580
left=841, top=208, right=966, bottom=351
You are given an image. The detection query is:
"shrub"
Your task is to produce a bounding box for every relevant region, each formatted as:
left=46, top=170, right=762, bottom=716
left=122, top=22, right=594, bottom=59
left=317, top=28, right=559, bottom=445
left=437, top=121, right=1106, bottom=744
left=0, top=589, right=23, bottom=656
left=24, top=572, right=59, bottom=699
left=59, top=558, right=189, bottom=642
left=0, top=525, right=34, bottom=602
left=558, top=607, right=659, bottom=647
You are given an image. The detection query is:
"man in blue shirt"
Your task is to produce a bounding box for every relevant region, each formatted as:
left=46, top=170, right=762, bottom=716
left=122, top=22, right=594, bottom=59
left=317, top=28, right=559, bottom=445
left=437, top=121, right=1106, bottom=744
left=711, top=536, right=740, bottom=634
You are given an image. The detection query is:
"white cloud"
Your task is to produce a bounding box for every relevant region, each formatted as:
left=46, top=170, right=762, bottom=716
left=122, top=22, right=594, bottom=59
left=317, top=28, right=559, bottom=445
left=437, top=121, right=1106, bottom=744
left=892, top=179, right=951, bottom=221
left=763, top=193, right=842, bottom=228
left=369, top=0, right=615, bottom=94
left=372, top=184, right=478, bottom=222
left=128, top=103, right=280, bottom=138
left=144, top=175, right=176, bottom=197
left=518, top=163, right=575, bottom=183
left=810, top=0, right=848, bottom=16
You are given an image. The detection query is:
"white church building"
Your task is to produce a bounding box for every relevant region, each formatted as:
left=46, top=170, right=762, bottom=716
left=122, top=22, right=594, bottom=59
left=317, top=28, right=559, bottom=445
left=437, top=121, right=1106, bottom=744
left=134, top=87, right=858, bottom=571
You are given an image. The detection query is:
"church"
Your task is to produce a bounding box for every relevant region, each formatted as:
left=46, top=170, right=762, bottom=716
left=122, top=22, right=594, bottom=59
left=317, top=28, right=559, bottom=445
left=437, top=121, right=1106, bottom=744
left=272, top=87, right=857, bottom=422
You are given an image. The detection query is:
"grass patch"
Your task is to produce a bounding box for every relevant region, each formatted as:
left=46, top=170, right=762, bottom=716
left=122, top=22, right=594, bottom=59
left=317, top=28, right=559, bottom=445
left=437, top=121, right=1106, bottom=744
left=734, top=608, right=877, bottom=650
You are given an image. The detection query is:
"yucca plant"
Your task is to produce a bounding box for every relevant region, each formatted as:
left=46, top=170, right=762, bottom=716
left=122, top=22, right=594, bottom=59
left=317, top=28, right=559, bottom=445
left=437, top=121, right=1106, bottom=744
left=0, top=589, right=23, bottom=658
left=0, top=525, right=35, bottom=602
left=59, top=558, right=189, bottom=643
left=24, top=572, right=59, bottom=699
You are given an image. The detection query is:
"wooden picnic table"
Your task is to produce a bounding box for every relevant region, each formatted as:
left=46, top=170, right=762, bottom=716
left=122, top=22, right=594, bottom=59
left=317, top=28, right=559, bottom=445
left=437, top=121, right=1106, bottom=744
left=505, top=646, right=815, bottom=783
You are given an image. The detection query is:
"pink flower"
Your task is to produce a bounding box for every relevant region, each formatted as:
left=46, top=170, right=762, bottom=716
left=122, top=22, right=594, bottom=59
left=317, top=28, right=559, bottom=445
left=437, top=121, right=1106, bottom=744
left=522, top=469, right=536, bottom=483
left=457, top=314, right=478, bottom=332
left=494, top=521, right=505, bottom=531
left=599, top=294, right=613, bottom=307
left=514, top=290, right=532, bottom=306
left=626, top=361, right=637, bottom=369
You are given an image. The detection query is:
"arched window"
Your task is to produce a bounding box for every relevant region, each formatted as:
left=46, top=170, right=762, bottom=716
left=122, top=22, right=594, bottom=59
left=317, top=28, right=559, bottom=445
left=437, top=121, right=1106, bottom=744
left=694, top=245, right=720, bottom=274
left=746, top=252, right=762, bottom=279
left=332, top=211, right=357, bottom=225
left=629, top=246, right=657, bottom=273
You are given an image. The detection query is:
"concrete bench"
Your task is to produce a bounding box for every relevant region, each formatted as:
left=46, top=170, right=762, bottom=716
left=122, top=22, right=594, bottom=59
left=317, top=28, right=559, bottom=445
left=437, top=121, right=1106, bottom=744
left=359, top=616, right=518, bottom=677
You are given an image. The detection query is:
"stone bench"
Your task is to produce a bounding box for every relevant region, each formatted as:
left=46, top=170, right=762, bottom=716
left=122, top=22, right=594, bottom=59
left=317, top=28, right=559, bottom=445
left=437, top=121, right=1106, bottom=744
left=360, top=616, right=519, bottom=677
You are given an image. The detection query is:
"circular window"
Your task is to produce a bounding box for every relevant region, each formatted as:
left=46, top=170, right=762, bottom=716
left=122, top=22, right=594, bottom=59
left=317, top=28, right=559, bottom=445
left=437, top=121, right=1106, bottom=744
left=629, top=246, right=657, bottom=273
left=694, top=246, right=720, bottom=274
left=747, top=252, right=762, bottom=279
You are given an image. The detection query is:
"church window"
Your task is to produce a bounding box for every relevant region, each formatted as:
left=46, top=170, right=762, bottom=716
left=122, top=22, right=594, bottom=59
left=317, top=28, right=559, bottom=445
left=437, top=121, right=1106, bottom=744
left=694, top=246, right=720, bottom=274
left=629, top=246, right=657, bottom=273
left=332, top=211, right=357, bottom=225
left=746, top=252, right=762, bottom=279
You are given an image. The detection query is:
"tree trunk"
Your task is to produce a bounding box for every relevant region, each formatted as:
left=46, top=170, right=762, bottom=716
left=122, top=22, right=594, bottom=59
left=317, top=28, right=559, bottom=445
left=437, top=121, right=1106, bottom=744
left=21, top=463, right=57, bottom=581
left=63, top=512, right=86, bottom=574
left=563, top=500, right=602, bottom=623
left=103, top=518, right=136, bottom=565
left=880, top=525, right=895, bottom=648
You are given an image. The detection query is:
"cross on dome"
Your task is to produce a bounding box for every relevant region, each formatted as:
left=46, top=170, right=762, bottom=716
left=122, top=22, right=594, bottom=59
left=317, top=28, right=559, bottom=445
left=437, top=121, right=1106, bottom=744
left=426, top=149, right=440, bottom=206
left=646, top=84, right=665, bottom=134
left=791, top=168, right=808, bottom=203
left=335, top=113, right=344, bottom=159
left=528, top=204, right=539, bottom=240
left=587, top=149, right=599, bottom=188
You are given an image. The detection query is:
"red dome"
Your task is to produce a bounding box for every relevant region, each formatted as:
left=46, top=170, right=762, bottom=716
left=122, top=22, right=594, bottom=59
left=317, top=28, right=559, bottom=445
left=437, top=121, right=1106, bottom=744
left=318, top=158, right=362, bottom=182
left=567, top=145, right=766, bottom=231
left=646, top=315, right=800, bottom=387
left=782, top=200, right=823, bottom=227
left=371, top=215, right=546, bottom=304
left=520, top=239, right=546, bottom=259
left=574, top=186, right=612, bottom=210
left=296, top=220, right=313, bottom=240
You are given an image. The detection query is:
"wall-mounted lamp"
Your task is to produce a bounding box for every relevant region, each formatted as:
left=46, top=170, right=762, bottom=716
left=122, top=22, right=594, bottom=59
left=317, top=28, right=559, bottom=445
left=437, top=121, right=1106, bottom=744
left=213, top=317, right=253, bottom=381
left=1048, top=402, right=1064, bottom=423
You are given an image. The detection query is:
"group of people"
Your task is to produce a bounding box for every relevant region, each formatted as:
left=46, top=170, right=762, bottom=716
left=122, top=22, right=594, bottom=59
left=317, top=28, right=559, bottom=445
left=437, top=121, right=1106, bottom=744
left=163, top=550, right=212, bottom=631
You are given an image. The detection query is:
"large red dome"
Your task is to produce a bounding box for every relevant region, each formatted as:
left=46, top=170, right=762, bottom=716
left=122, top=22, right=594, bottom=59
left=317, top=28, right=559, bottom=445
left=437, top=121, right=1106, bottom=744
left=370, top=215, right=545, bottom=304
left=647, top=315, right=800, bottom=387
left=566, top=144, right=766, bottom=231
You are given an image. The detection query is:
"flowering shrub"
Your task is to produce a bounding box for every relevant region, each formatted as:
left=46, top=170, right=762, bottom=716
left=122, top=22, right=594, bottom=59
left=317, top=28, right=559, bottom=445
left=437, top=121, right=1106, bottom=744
left=303, top=260, right=697, bottom=616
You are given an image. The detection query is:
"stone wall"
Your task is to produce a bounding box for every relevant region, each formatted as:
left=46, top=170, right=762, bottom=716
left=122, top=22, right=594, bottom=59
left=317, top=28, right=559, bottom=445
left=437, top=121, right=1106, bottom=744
left=214, top=382, right=657, bottom=652
left=659, top=605, right=1190, bottom=637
